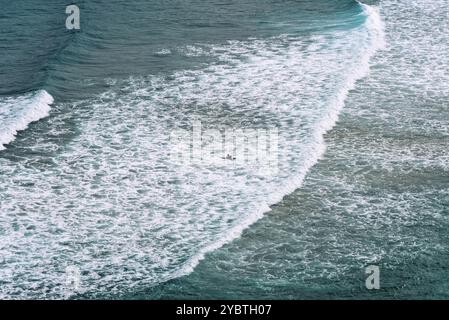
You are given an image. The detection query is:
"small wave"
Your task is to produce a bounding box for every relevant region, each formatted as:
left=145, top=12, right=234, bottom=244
left=0, top=90, right=54, bottom=151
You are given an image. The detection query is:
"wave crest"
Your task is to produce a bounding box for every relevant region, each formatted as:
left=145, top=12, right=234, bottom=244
left=0, top=90, right=53, bottom=150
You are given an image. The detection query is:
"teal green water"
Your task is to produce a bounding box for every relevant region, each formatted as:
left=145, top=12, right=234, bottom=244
left=0, top=0, right=448, bottom=299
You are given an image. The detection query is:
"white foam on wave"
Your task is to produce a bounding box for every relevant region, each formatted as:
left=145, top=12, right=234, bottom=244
left=0, top=4, right=385, bottom=299
left=0, top=90, right=54, bottom=150
left=171, top=3, right=386, bottom=279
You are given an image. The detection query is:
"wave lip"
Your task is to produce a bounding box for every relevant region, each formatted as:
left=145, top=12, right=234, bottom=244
left=0, top=3, right=385, bottom=299
left=0, top=90, right=53, bottom=150
left=170, top=3, right=386, bottom=282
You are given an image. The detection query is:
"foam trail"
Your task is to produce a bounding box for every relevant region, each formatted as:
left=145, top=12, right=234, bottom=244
left=0, top=90, right=53, bottom=150
left=170, top=3, right=386, bottom=281
left=0, top=4, right=386, bottom=299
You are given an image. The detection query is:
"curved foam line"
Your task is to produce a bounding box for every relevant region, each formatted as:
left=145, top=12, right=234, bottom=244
left=168, top=3, right=386, bottom=282
left=0, top=90, right=54, bottom=150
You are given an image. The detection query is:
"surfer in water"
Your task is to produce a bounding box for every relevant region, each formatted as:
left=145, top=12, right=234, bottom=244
left=222, top=154, right=236, bottom=160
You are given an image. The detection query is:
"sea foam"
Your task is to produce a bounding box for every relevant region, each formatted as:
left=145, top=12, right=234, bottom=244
left=172, top=3, right=386, bottom=281
left=0, top=90, right=54, bottom=150
left=0, top=4, right=385, bottom=299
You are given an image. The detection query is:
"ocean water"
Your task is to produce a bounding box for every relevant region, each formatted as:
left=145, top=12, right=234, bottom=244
left=0, top=0, right=447, bottom=299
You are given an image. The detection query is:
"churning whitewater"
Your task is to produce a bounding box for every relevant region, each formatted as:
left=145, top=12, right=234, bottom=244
left=0, top=2, right=384, bottom=298
left=0, top=90, right=53, bottom=150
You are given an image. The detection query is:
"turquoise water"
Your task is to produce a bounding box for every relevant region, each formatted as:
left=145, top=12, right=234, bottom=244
left=0, top=0, right=448, bottom=299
